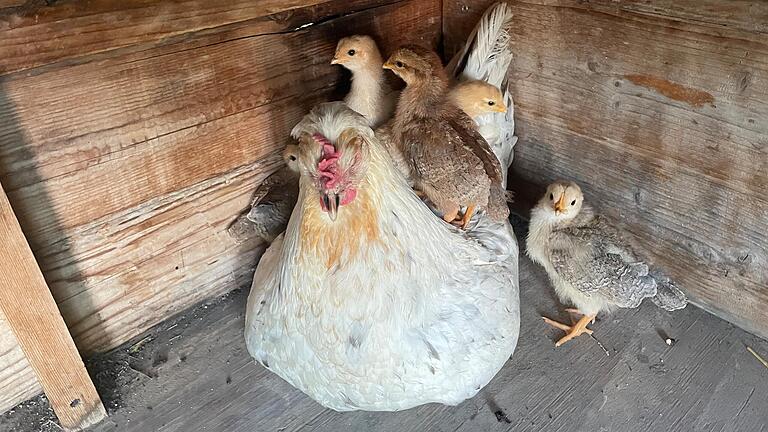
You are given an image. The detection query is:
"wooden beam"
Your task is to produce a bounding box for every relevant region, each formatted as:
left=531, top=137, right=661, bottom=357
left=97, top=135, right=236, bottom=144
left=0, top=181, right=106, bottom=431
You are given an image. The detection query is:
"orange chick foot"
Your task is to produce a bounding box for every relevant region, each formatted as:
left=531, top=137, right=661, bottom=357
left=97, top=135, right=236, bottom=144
left=459, top=204, right=476, bottom=229
left=542, top=314, right=596, bottom=347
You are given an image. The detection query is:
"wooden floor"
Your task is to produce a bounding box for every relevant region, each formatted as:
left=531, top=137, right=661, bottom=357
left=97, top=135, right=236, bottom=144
left=3, top=222, right=768, bottom=432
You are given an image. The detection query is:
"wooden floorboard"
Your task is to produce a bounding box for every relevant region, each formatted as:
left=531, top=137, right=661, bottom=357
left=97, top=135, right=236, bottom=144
left=3, top=220, right=766, bottom=432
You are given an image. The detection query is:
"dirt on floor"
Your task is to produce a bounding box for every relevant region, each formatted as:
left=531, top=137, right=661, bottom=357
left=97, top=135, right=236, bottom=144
left=0, top=288, right=246, bottom=432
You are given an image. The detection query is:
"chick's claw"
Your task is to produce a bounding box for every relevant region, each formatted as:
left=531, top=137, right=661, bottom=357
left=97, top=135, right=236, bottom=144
left=542, top=314, right=595, bottom=347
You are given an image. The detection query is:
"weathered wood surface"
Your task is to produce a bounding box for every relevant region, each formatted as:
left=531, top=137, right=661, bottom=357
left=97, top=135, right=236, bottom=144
left=0, top=0, right=410, bottom=75
left=0, top=0, right=441, bottom=414
left=447, top=0, right=768, bottom=340
left=5, top=233, right=765, bottom=432
left=0, top=182, right=106, bottom=431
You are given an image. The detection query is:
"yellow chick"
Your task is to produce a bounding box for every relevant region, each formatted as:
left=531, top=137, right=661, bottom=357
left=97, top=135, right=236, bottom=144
left=449, top=80, right=507, bottom=120
left=331, top=35, right=398, bottom=128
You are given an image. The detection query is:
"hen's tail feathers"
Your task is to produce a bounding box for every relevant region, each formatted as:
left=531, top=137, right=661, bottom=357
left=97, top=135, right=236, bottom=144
left=447, top=2, right=517, bottom=184
left=447, top=2, right=514, bottom=86
left=650, top=272, right=688, bottom=311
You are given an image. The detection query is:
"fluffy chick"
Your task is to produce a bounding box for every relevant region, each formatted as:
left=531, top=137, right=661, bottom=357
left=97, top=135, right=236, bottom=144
left=384, top=45, right=508, bottom=228
left=526, top=181, right=687, bottom=347
left=227, top=146, right=300, bottom=243
left=449, top=80, right=506, bottom=120
left=332, top=35, right=398, bottom=128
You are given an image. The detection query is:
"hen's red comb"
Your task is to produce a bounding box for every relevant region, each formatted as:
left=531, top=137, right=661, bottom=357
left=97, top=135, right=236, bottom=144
left=312, top=133, right=341, bottom=188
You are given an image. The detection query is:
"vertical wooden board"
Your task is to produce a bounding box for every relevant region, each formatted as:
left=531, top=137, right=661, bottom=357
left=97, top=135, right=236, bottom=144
left=442, top=0, right=497, bottom=61
left=474, top=1, right=768, bottom=337
left=0, top=182, right=105, bottom=430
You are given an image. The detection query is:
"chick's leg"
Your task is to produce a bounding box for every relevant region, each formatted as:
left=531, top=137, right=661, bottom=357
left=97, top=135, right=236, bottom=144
left=542, top=313, right=595, bottom=347
left=460, top=204, right=476, bottom=229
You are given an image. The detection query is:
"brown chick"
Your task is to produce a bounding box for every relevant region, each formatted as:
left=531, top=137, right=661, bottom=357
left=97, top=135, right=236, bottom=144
left=384, top=45, right=508, bottom=227
left=227, top=145, right=300, bottom=243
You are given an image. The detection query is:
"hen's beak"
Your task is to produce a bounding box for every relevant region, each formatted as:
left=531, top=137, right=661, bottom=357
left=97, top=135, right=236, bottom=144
left=330, top=56, right=340, bottom=65
left=382, top=61, right=394, bottom=70
left=554, top=194, right=566, bottom=214
left=322, top=192, right=340, bottom=221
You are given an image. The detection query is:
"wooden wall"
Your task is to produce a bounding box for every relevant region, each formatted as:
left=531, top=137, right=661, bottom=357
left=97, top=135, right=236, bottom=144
left=445, top=0, right=768, bottom=338
left=0, top=0, right=441, bottom=413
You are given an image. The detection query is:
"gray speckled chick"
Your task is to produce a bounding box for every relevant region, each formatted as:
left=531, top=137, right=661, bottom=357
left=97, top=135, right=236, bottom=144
left=526, top=181, right=687, bottom=347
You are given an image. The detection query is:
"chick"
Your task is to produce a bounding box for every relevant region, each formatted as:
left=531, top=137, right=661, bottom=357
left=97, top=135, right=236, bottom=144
left=331, top=35, right=398, bottom=128
left=384, top=45, right=508, bottom=228
left=283, top=144, right=299, bottom=172
left=449, top=80, right=507, bottom=120
left=227, top=146, right=300, bottom=243
left=526, top=181, right=687, bottom=347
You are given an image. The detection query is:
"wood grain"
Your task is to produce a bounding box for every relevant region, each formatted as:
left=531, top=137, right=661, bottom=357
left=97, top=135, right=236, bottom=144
left=0, top=0, right=405, bottom=75
left=0, top=182, right=106, bottom=431
left=0, top=314, right=41, bottom=414
left=445, top=1, right=768, bottom=337
left=0, top=0, right=441, bottom=414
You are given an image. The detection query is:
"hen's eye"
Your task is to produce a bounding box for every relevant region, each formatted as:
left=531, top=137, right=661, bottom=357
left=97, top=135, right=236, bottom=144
left=570, top=200, right=576, bottom=206
left=347, top=49, right=356, bottom=56
left=488, top=101, right=495, bottom=106
left=550, top=193, right=554, bottom=200
left=395, top=61, right=404, bottom=68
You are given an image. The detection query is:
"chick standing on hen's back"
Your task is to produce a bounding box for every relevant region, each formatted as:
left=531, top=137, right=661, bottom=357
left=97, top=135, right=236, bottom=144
left=331, top=35, right=398, bottom=128
left=526, top=181, right=687, bottom=347
left=384, top=45, right=509, bottom=228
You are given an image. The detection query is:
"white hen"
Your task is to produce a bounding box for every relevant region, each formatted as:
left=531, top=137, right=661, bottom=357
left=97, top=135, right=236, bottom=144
left=244, top=102, right=519, bottom=411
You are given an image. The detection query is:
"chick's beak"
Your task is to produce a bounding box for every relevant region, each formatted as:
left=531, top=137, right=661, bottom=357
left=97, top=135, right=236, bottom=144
left=330, top=56, right=340, bottom=65
left=382, top=61, right=394, bottom=70
left=495, top=103, right=507, bottom=113
left=554, top=194, right=566, bottom=214
left=322, top=192, right=340, bottom=221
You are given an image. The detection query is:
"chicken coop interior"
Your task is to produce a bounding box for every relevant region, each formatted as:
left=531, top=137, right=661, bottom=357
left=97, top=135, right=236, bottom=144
left=0, top=0, right=767, bottom=431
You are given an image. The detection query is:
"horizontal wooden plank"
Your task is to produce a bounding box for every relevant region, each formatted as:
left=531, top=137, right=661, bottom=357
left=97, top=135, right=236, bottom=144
left=0, top=0, right=441, bottom=244
left=0, top=181, right=106, bottom=430
left=0, top=0, right=442, bottom=413
left=494, top=1, right=768, bottom=337
left=0, top=0, right=404, bottom=75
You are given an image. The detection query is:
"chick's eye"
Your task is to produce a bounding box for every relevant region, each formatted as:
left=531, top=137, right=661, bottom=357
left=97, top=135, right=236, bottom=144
left=549, top=193, right=554, bottom=200
left=570, top=200, right=576, bottom=206
left=488, top=101, right=495, bottom=106
left=347, top=49, right=355, bottom=56
left=395, top=61, right=404, bottom=68
left=289, top=155, right=297, bottom=161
